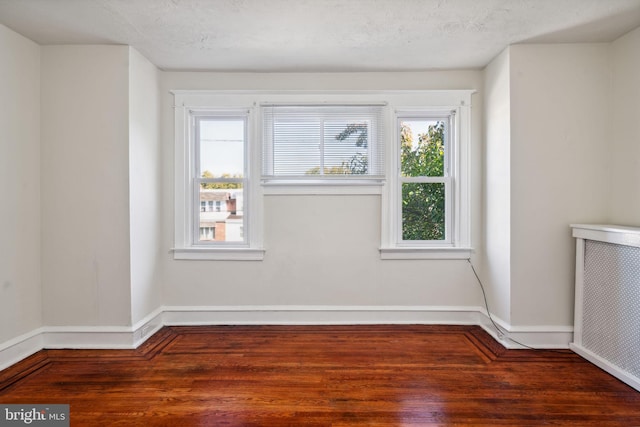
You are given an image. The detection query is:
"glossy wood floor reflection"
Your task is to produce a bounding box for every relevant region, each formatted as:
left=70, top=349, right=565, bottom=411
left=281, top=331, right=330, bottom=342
left=1, top=325, right=639, bottom=426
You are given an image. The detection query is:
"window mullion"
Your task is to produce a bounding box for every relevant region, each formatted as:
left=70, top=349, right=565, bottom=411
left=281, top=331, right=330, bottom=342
left=396, top=178, right=403, bottom=246
left=192, top=181, right=201, bottom=245
left=445, top=178, right=453, bottom=243
left=400, top=176, right=446, bottom=184
left=194, top=116, right=202, bottom=179
left=319, top=118, right=325, bottom=175
left=200, top=179, right=244, bottom=184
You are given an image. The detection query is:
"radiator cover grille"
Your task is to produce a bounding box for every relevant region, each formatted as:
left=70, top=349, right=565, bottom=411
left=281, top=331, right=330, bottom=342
left=582, top=240, right=640, bottom=380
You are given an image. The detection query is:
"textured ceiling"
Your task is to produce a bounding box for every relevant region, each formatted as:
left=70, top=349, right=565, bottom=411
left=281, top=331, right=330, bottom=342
left=1, top=0, right=639, bottom=71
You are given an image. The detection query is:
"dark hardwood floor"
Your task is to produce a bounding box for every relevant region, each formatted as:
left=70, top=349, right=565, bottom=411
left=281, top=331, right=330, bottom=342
left=1, top=325, right=639, bottom=426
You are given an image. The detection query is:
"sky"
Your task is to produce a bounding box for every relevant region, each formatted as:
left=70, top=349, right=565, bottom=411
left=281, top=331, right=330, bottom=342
left=401, top=119, right=440, bottom=149
left=199, top=119, right=245, bottom=176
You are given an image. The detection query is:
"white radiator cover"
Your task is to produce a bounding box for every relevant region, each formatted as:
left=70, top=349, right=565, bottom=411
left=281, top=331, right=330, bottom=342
left=571, top=224, right=640, bottom=392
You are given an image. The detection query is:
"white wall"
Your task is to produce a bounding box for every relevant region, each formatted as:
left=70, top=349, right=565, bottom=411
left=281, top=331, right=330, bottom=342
left=4, top=23, right=636, bottom=355
left=509, top=44, right=611, bottom=327
left=482, top=48, right=512, bottom=325
left=41, top=45, right=133, bottom=327
left=0, top=24, right=42, bottom=343
left=128, top=48, right=162, bottom=325
left=610, top=26, right=640, bottom=225
left=160, top=72, right=485, bottom=313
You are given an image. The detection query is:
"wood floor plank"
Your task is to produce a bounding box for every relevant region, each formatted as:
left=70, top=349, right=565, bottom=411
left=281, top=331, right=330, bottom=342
left=1, top=325, right=639, bottom=426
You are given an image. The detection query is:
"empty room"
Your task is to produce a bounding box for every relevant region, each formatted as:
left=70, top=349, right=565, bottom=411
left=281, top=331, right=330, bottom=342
left=1, top=0, right=640, bottom=425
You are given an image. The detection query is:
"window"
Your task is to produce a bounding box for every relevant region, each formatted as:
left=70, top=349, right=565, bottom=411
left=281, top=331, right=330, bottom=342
left=380, top=92, right=472, bottom=259
left=200, top=226, right=215, bottom=241
left=398, top=115, right=452, bottom=243
left=195, top=116, right=245, bottom=244
left=262, top=105, right=385, bottom=182
left=172, top=91, right=264, bottom=260
left=173, top=90, right=471, bottom=260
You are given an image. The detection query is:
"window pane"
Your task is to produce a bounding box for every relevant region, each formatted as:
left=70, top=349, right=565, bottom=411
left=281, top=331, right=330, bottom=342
left=198, top=186, right=244, bottom=243
left=400, top=120, right=445, bottom=177
left=323, top=120, right=369, bottom=175
left=199, top=119, right=244, bottom=179
left=402, top=183, right=445, bottom=241
left=262, top=105, right=385, bottom=177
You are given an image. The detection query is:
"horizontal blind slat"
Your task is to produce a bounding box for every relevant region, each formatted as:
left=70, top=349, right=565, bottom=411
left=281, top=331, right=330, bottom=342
left=263, top=105, right=385, bottom=178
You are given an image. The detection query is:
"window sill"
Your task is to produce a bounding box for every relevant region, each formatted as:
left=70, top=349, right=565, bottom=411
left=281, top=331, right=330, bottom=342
left=172, top=247, right=265, bottom=261
left=379, top=247, right=472, bottom=260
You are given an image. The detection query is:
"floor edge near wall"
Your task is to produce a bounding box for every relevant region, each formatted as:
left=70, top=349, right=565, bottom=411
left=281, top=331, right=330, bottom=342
left=0, top=306, right=574, bottom=372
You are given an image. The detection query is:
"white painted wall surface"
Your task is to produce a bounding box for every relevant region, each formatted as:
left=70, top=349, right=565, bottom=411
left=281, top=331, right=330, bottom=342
left=481, top=48, right=512, bottom=325
left=509, top=44, right=611, bottom=327
left=128, top=47, right=162, bottom=325
left=160, top=72, right=485, bottom=312
left=0, top=24, right=42, bottom=342
left=610, top=26, right=640, bottom=226
left=1, top=22, right=637, bottom=360
left=41, top=45, right=132, bottom=327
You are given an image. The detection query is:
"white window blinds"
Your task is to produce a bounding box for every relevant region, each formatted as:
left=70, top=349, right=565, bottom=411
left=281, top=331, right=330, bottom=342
left=262, top=105, right=385, bottom=180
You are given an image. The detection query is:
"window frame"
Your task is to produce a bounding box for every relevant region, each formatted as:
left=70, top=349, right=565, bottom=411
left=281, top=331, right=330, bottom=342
left=172, top=92, right=264, bottom=261
left=380, top=92, right=473, bottom=260
left=396, top=112, right=454, bottom=246
left=192, top=113, right=248, bottom=246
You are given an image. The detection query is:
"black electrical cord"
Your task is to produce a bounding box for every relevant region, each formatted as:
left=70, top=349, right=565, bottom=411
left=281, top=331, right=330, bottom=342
left=467, top=259, right=569, bottom=353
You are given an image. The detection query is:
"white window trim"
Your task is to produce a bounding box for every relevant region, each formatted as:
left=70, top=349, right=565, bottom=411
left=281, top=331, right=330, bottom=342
left=171, top=90, right=473, bottom=260
left=172, top=91, right=264, bottom=261
left=379, top=91, right=473, bottom=260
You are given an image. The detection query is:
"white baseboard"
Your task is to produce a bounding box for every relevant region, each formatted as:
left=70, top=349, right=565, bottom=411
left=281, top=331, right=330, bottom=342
left=43, top=307, right=166, bottom=350
left=43, top=307, right=164, bottom=349
left=1, top=305, right=573, bottom=371
left=0, top=308, right=164, bottom=370
left=161, top=305, right=487, bottom=326
left=0, top=328, right=45, bottom=371
left=43, top=327, right=139, bottom=350
left=570, top=343, right=640, bottom=392
left=132, top=308, right=165, bottom=348
left=162, top=305, right=572, bottom=349
left=481, top=313, right=574, bottom=349
left=500, top=327, right=574, bottom=349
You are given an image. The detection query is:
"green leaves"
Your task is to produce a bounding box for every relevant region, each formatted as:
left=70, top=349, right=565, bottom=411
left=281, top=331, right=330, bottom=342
left=334, top=122, right=369, bottom=147
left=201, top=170, right=243, bottom=189
left=401, top=121, right=444, bottom=177
left=401, top=121, right=446, bottom=241
left=402, top=183, right=445, bottom=240
left=305, top=123, right=370, bottom=175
